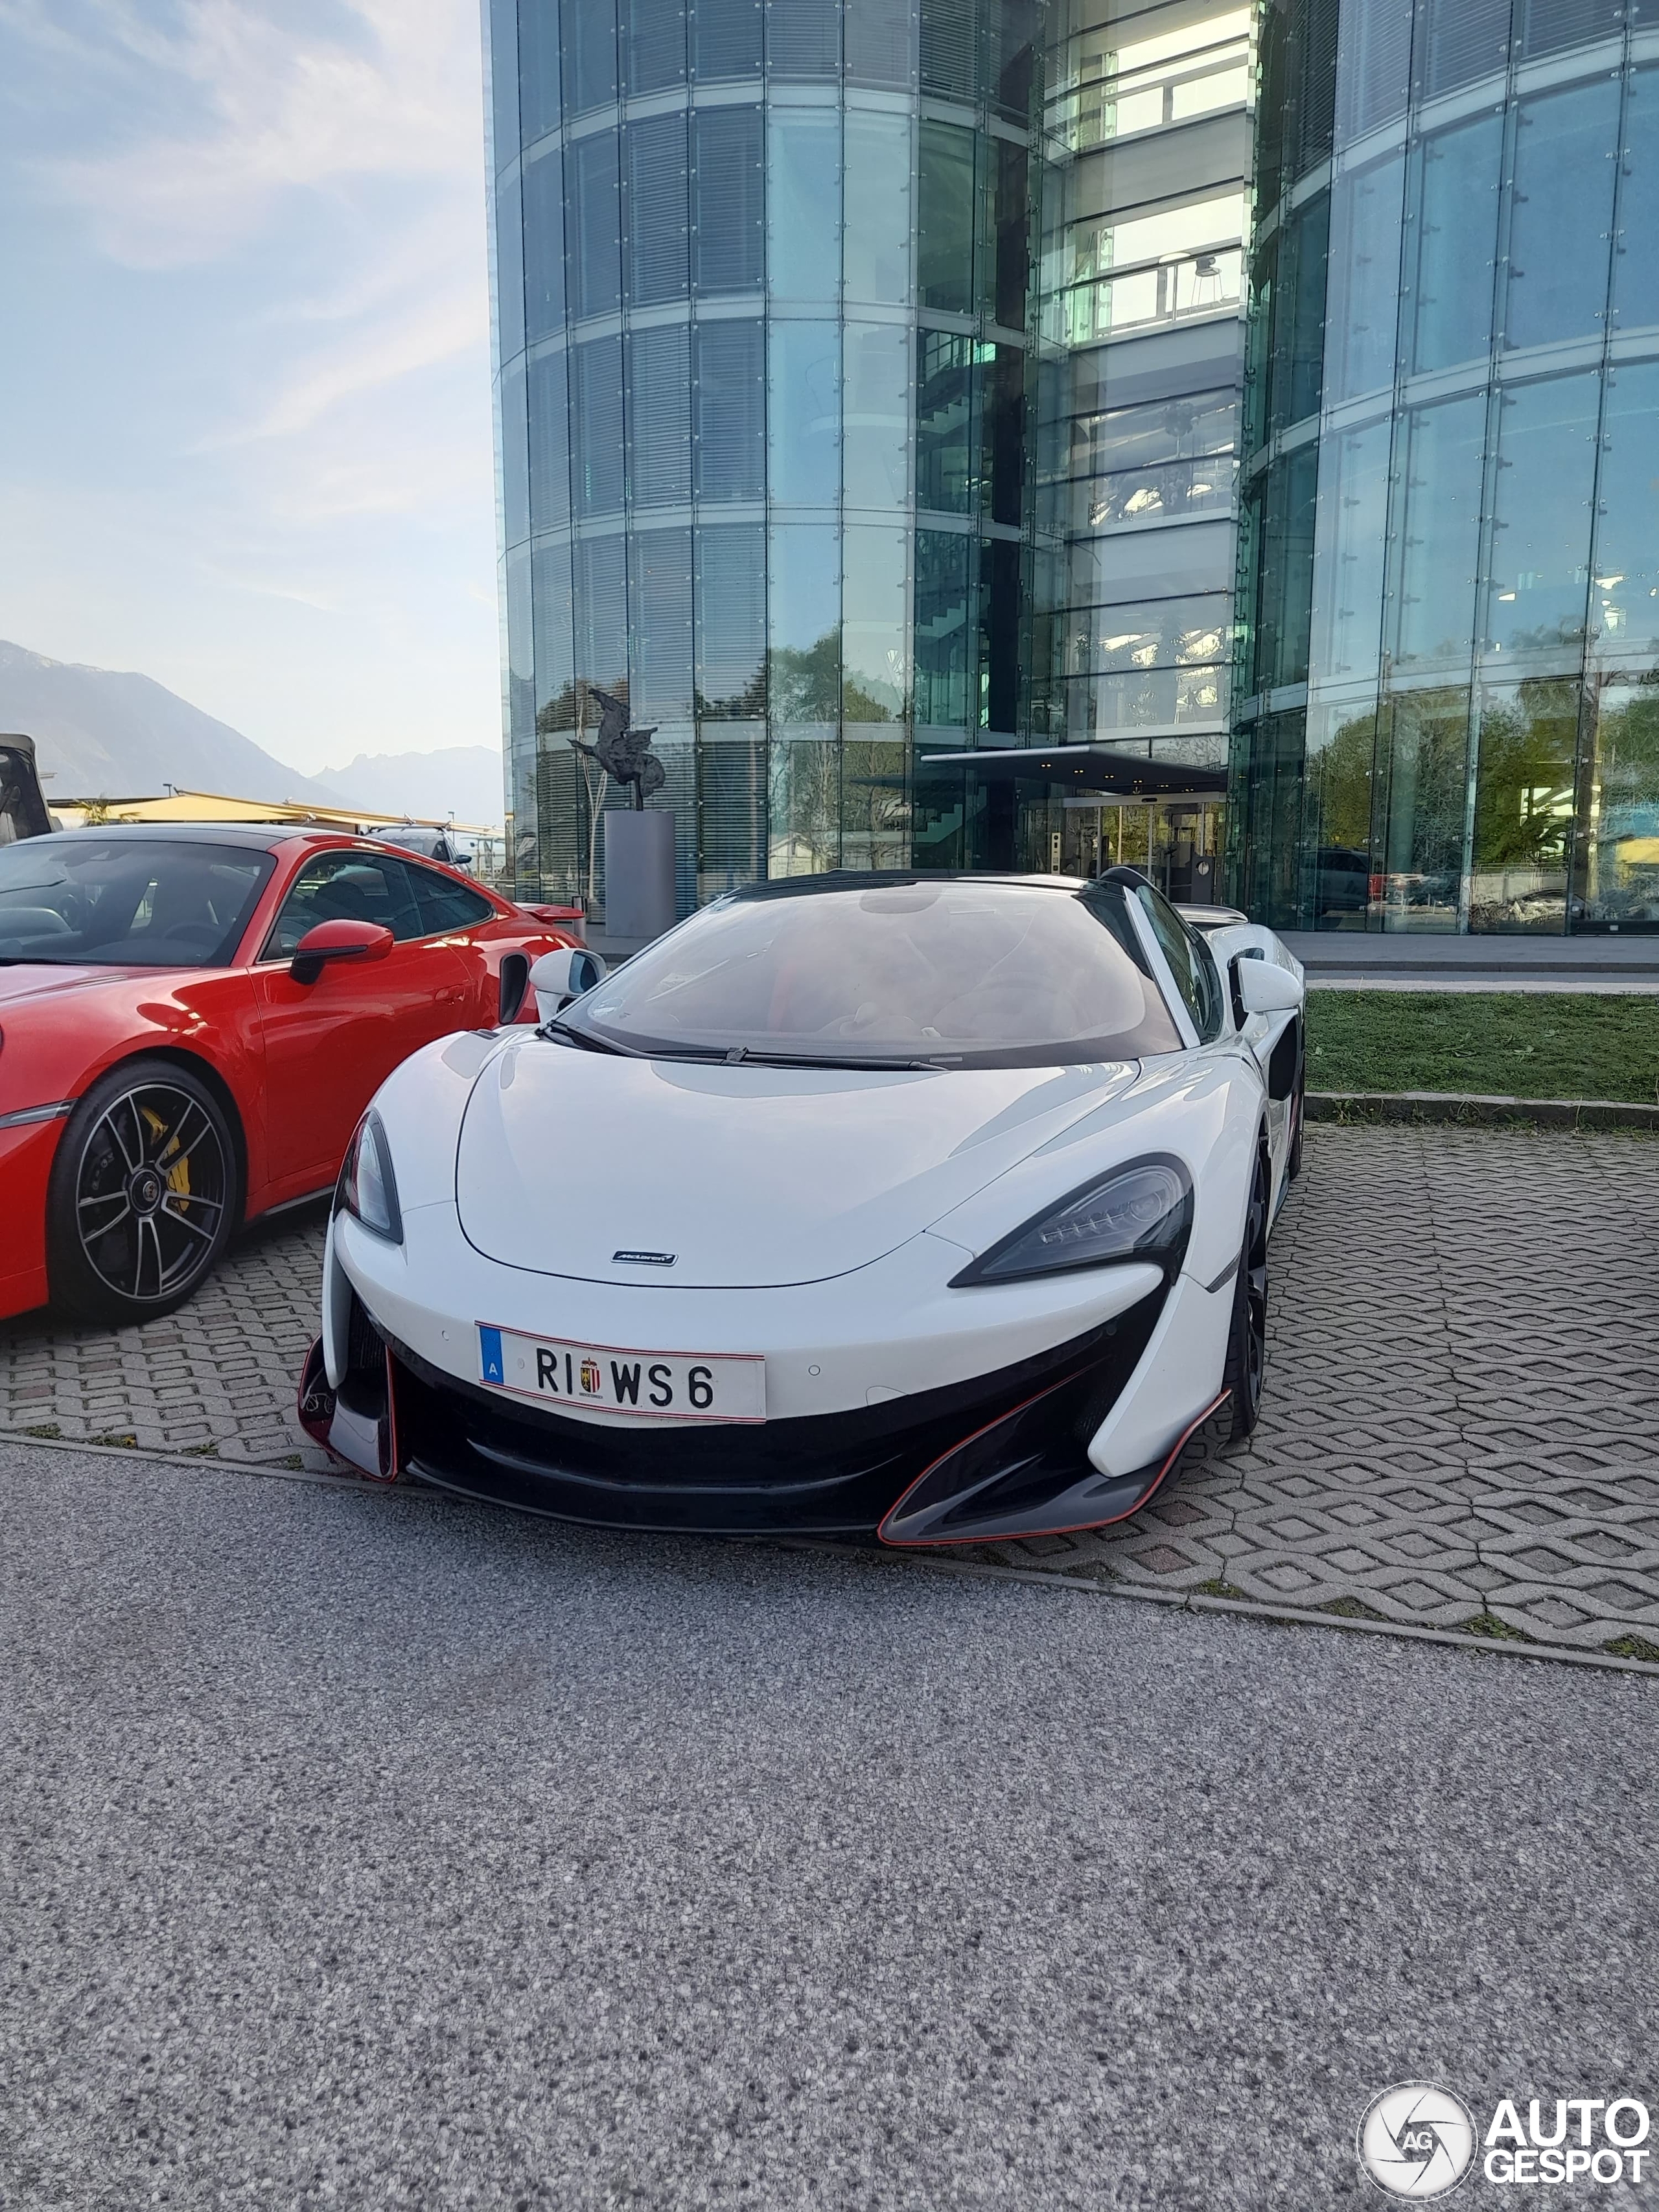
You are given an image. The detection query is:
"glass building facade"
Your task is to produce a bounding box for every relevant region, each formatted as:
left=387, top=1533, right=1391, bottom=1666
left=1233, top=0, right=1659, bottom=932
left=487, top=0, right=1659, bottom=931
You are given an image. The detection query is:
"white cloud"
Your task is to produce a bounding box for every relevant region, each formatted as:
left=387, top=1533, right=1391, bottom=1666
left=18, top=0, right=485, bottom=269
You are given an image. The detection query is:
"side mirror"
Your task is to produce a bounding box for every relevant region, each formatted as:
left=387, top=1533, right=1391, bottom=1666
left=1233, top=956, right=1304, bottom=1018
left=531, top=945, right=607, bottom=1022
left=290, top=918, right=395, bottom=986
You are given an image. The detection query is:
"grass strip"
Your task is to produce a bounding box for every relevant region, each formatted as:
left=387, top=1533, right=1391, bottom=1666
left=1306, top=991, right=1659, bottom=1104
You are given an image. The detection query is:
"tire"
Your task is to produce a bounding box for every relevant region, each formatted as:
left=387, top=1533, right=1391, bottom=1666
left=47, top=1058, right=239, bottom=1325
left=1221, top=1153, right=1270, bottom=1441
left=1286, top=1052, right=1306, bottom=1182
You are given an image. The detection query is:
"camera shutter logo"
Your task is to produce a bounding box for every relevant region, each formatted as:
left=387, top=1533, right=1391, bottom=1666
left=1358, top=2084, right=1478, bottom=2198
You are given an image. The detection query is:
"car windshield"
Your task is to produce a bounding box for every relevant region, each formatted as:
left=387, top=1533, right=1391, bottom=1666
left=0, top=837, right=273, bottom=968
left=558, top=878, right=1185, bottom=1068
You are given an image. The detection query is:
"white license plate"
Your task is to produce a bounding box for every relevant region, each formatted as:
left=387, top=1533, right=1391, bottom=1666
left=476, top=1323, right=765, bottom=1423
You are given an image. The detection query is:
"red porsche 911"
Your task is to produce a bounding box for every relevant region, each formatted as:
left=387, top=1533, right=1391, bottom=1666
left=0, top=824, right=580, bottom=1324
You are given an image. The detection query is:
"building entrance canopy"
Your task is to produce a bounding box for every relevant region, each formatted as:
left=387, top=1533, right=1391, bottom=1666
left=919, top=745, right=1227, bottom=804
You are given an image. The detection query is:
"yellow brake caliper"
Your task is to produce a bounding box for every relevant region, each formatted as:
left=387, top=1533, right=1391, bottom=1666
left=143, top=1104, right=193, bottom=1210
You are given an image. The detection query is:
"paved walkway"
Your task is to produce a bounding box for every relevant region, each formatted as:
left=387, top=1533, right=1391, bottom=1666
left=3, top=1128, right=1656, bottom=1663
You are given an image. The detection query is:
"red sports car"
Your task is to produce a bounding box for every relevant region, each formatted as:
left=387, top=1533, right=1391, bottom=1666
left=0, top=823, right=579, bottom=1324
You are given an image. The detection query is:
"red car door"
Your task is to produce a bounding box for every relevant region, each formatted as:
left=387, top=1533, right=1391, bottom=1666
left=253, top=848, right=470, bottom=1191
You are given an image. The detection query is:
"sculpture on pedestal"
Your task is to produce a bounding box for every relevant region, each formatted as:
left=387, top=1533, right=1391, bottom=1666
left=570, top=687, right=664, bottom=811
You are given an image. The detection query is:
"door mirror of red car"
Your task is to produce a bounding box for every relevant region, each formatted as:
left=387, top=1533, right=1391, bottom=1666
left=290, top=918, right=395, bottom=986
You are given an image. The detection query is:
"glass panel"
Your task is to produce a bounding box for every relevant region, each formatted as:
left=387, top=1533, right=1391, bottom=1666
left=1390, top=393, right=1487, bottom=673
left=1072, top=390, right=1236, bottom=475
left=1470, top=677, right=1577, bottom=932
left=768, top=320, right=841, bottom=506
left=918, top=119, right=975, bottom=316
left=1064, top=666, right=1228, bottom=736
left=630, top=526, right=695, bottom=719
left=697, top=731, right=767, bottom=900
left=1403, top=111, right=1502, bottom=377
left=842, top=322, right=910, bottom=509
left=1336, top=0, right=1410, bottom=145
left=1591, top=362, right=1659, bottom=660
left=1483, top=373, right=1597, bottom=663
left=992, top=139, right=1029, bottom=331
left=1074, top=517, right=1235, bottom=609
left=1303, top=700, right=1379, bottom=927
left=920, top=0, right=975, bottom=101
left=1415, top=0, right=1511, bottom=99
left=625, top=0, right=687, bottom=92
left=1516, top=0, right=1625, bottom=56
left=765, top=0, right=839, bottom=77
left=691, top=106, right=765, bottom=292
left=1310, top=415, right=1391, bottom=688
left=1503, top=78, right=1619, bottom=353
left=1578, top=668, right=1659, bottom=928
left=1376, top=684, right=1471, bottom=929
left=522, top=153, right=566, bottom=341
left=692, top=0, right=763, bottom=80
left=843, top=110, right=912, bottom=309
left=914, top=530, right=971, bottom=727
left=769, top=735, right=841, bottom=872
left=566, top=134, right=621, bottom=320
left=1078, top=452, right=1236, bottom=530
left=532, top=542, right=576, bottom=728
left=562, top=0, right=618, bottom=112
left=489, top=0, right=521, bottom=161
left=570, top=334, right=625, bottom=515
left=1325, top=154, right=1402, bottom=404
left=574, top=533, right=629, bottom=692
left=916, top=331, right=975, bottom=513
left=841, top=524, right=908, bottom=719
left=767, top=110, right=842, bottom=307
left=625, top=113, right=690, bottom=307
left=693, top=320, right=765, bottom=499
left=1071, top=596, right=1231, bottom=675
left=1270, top=192, right=1328, bottom=433
left=980, top=537, right=1021, bottom=732
left=501, top=357, right=531, bottom=547
left=982, top=343, right=1026, bottom=528
left=496, top=175, right=526, bottom=361
left=627, top=325, right=692, bottom=506
left=846, top=0, right=914, bottom=87
left=1614, top=65, right=1659, bottom=334
left=518, top=0, right=560, bottom=141
left=988, top=0, right=1037, bottom=119
left=528, top=350, right=572, bottom=533
left=695, top=522, right=766, bottom=715
left=841, top=734, right=909, bottom=868
left=1253, top=445, right=1317, bottom=692
left=768, top=524, right=841, bottom=720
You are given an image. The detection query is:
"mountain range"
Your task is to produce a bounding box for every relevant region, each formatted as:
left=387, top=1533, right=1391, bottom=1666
left=0, top=641, right=505, bottom=828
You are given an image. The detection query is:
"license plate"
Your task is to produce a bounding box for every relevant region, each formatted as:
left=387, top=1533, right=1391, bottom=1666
left=476, top=1323, right=765, bottom=1423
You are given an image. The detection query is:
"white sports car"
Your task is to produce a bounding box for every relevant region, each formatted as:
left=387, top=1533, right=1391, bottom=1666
left=298, top=869, right=1306, bottom=1546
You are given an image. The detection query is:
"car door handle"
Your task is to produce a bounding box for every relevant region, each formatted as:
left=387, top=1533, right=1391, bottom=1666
left=436, top=986, right=465, bottom=1003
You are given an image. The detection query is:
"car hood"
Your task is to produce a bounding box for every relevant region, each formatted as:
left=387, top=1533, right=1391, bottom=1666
left=454, top=1041, right=1142, bottom=1287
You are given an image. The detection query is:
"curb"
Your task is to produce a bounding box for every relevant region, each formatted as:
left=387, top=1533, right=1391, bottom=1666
left=1308, top=1090, right=1659, bottom=1130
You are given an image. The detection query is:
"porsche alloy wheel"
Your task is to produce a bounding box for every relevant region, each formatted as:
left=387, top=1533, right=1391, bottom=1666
left=48, top=1060, right=238, bottom=1324
left=1222, top=1154, right=1269, bottom=1441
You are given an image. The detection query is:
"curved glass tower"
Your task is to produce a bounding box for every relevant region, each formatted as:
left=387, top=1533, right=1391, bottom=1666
left=1232, top=0, right=1659, bottom=933
left=485, top=0, right=1046, bottom=914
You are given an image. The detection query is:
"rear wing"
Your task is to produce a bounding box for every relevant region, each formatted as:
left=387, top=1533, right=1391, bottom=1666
left=0, top=734, right=52, bottom=843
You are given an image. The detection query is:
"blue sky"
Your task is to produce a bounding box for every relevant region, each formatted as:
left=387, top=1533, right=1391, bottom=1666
left=0, top=0, right=500, bottom=776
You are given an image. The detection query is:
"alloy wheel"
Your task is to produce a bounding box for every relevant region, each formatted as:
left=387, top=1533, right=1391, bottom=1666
left=73, top=1080, right=230, bottom=1306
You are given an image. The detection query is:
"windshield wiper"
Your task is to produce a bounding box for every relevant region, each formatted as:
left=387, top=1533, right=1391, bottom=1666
left=689, top=1045, right=947, bottom=1072
left=538, top=1016, right=642, bottom=1057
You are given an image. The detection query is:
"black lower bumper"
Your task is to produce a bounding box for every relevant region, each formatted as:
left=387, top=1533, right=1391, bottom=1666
left=298, top=1277, right=1216, bottom=1541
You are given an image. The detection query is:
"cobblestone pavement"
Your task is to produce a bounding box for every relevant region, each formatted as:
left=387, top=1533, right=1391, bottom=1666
left=3, top=1128, right=1656, bottom=1661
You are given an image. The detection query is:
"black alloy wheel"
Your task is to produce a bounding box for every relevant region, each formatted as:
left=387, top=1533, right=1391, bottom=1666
left=1222, top=1152, right=1270, bottom=1441
left=47, top=1058, right=238, bottom=1324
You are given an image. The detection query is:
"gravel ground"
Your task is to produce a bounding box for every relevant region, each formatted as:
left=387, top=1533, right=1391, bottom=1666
left=2, top=1440, right=1655, bottom=2212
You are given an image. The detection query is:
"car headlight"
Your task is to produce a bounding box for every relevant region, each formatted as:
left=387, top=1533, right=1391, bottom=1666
left=951, top=1156, right=1191, bottom=1287
left=336, top=1110, right=403, bottom=1244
